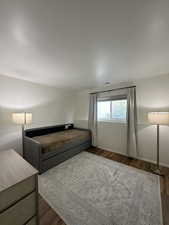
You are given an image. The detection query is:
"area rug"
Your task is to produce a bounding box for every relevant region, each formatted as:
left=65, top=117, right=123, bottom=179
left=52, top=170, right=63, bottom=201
left=39, top=152, right=163, bottom=225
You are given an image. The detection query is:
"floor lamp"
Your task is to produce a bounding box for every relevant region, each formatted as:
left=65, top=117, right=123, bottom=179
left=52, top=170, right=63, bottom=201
left=12, top=112, right=32, bottom=157
left=148, top=112, right=169, bottom=175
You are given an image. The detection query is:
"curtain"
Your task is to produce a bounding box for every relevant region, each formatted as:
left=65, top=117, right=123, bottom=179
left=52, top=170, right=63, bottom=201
left=88, top=93, right=97, bottom=146
left=127, top=87, right=138, bottom=157
left=89, top=86, right=138, bottom=157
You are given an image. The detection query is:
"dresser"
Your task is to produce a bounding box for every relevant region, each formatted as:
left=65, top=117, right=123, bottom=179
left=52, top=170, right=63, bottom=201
left=0, top=149, right=39, bottom=225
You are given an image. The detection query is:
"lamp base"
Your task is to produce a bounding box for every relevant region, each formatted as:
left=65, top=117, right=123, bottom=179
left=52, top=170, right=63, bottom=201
left=151, top=168, right=164, bottom=176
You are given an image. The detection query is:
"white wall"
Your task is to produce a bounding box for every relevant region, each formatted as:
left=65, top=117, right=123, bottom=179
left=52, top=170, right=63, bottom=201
left=1, top=73, right=169, bottom=166
left=0, top=75, right=76, bottom=154
left=74, top=74, right=169, bottom=167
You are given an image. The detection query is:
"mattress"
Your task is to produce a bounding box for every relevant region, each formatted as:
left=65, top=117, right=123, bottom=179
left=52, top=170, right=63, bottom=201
left=33, top=129, right=91, bottom=154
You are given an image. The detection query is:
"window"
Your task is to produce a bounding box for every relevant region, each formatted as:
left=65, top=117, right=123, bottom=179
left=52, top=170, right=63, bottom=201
left=97, top=99, right=127, bottom=122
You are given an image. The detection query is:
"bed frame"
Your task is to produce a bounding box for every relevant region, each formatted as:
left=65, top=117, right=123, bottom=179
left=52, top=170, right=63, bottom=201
left=23, top=124, right=91, bottom=174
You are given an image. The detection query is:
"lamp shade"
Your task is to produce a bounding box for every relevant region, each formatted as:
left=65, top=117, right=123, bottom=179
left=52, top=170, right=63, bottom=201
left=148, top=112, right=169, bottom=125
left=25, top=113, right=32, bottom=124
left=12, top=112, right=32, bottom=125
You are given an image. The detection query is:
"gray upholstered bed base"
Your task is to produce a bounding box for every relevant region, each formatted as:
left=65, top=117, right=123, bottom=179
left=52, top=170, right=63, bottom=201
left=24, top=126, right=91, bottom=174
left=42, top=141, right=91, bottom=173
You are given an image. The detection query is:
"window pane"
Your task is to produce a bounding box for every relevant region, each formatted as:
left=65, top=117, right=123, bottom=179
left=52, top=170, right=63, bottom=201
left=111, top=99, right=127, bottom=120
left=97, top=101, right=111, bottom=120
left=97, top=99, right=127, bottom=121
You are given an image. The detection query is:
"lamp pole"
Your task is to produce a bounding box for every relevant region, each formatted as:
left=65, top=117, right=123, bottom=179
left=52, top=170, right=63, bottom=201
left=22, top=112, right=26, bottom=158
left=156, top=124, right=160, bottom=172
left=22, top=124, right=25, bottom=158
left=154, top=124, right=163, bottom=175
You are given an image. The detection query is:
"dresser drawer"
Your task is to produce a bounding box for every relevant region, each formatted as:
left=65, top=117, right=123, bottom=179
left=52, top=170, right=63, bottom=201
left=0, top=192, right=36, bottom=225
left=0, top=175, right=36, bottom=212
left=26, top=216, right=37, bottom=225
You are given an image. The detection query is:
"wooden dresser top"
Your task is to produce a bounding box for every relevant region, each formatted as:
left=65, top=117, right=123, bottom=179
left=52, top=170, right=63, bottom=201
left=0, top=149, right=38, bottom=193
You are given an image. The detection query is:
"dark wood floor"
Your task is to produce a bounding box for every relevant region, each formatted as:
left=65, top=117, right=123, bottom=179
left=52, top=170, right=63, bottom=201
left=39, top=147, right=169, bottom=225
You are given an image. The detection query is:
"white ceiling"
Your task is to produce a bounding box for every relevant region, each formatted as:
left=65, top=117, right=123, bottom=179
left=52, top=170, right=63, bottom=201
left=0, top=0, right=169, bottom=90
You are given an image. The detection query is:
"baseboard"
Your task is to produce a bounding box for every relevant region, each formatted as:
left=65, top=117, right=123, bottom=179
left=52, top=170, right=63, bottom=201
left=97, top=145, right=129, bottom=157
left=137, top=156, right=169, bottom=168
left=97, top=145, right=169, bottom=168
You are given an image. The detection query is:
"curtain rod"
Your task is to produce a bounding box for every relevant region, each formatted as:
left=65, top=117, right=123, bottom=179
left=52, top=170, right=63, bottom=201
left=90, top=85, right=136, bottom=95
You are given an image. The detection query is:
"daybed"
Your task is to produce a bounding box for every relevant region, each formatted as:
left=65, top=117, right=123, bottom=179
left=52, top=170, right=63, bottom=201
left=24, top=124, right=91, bottom=174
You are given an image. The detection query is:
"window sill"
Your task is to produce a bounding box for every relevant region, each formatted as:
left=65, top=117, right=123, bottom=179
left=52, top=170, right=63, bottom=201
left=98, top=120, right=127, bottom=124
